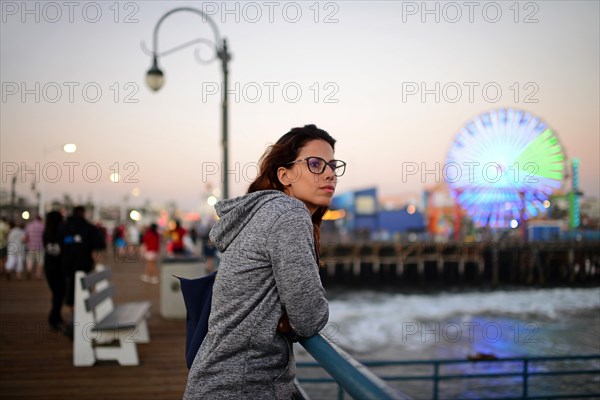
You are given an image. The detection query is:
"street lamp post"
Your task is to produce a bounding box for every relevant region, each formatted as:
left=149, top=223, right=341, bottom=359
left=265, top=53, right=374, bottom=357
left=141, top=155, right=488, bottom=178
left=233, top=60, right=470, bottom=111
left=144, top=7, right=232, bottom=200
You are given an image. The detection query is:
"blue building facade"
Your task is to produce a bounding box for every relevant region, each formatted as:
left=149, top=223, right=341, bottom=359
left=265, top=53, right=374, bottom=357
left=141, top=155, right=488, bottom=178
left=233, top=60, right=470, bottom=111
left=326, top=187, right=425, bottom=241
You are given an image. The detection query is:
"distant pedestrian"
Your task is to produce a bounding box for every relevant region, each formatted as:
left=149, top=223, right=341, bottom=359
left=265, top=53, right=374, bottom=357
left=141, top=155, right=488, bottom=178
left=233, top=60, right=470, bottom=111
left=128, top=223, right=140, bottom=245
left=0, top=216, right=9, bottom=274
left=60, top=206, right=106, bottom=314
left=189, top=225, right=200, bottom=254
left=168, top=220, right=187, bottom=255
left=43, top=211, right=65, bottom=331
left=112, top=224, right=126, bottom=261
left=141, top=223, right=160, bottom=284
left=95, top=221, right=108, bottom=247
left=25, top=215, right=45, bottom=279
left=189, top=226, right=198, bottom=246
left=5, top=221, right=26, bottom=280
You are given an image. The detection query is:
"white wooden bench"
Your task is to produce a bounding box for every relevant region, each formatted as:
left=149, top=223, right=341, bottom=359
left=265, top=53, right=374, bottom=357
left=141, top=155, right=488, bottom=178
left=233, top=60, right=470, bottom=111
left=73, top=265, right=151, bottom=366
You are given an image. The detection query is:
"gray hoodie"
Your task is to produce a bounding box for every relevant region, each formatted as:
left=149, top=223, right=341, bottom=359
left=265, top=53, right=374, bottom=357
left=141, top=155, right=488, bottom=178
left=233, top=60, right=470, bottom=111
left=183, top=190, right=329, bottom=399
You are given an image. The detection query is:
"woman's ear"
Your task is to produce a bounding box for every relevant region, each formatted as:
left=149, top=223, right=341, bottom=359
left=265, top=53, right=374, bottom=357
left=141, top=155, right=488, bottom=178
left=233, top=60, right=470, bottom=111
left=277, top=166, right=291, bottom=187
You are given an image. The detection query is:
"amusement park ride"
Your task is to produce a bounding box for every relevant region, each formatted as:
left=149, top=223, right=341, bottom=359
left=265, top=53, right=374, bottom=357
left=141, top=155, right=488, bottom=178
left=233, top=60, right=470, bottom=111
left=436, top=108, right=581, bottom=239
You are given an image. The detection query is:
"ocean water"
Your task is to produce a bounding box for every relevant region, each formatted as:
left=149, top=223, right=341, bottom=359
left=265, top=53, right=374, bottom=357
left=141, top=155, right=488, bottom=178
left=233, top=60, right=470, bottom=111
left=295, top=287, right=600, bottom=399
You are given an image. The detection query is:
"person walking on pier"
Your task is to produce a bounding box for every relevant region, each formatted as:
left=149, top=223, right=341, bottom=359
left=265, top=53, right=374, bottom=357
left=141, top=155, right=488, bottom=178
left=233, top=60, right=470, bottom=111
left=5, top=221, right=26, bottom=280
left=141, top=223, right=160, bottom=284
left=60, top=206, right=106, bottom=338
left=25, top=215, right=45, bottom=279
left=184, top=124, right=344, bottom=399
left=43, top=211, right=65, bottom=331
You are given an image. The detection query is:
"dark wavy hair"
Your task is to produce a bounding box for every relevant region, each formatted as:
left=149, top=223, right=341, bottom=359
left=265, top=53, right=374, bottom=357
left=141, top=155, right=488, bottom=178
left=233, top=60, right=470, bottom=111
left=247, top=124, right=336, bottom=265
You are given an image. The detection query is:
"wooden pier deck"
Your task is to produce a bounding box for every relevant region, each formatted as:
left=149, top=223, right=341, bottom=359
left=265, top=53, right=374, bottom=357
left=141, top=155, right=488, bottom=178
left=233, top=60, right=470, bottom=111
left=2, top=241, right=598, bottom=399
left=0, top=259, right=189, bottom=400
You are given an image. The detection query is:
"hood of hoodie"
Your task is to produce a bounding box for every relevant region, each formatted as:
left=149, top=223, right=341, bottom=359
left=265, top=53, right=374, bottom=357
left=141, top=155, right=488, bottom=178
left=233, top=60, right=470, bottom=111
left=209, top=190, right=303, bottom=252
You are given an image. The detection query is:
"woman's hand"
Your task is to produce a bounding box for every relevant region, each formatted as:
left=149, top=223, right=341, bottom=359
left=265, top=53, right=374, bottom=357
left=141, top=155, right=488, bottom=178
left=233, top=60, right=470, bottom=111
left=277, top=312, right=292, bottom=334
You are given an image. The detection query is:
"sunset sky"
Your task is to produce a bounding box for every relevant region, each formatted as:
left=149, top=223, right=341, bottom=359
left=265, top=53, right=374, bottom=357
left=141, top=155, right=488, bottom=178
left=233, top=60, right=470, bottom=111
left=2, top=1, right=598, bottom=212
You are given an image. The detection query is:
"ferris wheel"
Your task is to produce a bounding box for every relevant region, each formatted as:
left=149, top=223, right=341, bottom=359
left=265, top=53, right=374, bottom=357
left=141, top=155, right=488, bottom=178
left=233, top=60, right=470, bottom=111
left=445, top=108, right=566, bottom=228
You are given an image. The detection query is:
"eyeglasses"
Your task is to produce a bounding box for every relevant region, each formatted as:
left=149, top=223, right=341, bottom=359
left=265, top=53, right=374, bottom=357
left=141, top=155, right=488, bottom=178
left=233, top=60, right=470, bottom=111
left=286, top=156, right=347, bottom=177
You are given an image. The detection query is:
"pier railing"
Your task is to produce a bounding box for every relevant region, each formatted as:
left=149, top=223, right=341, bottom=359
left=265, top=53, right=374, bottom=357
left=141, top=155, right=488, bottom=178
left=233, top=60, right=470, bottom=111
left=318, top=241, right=600, bottom=287
left=296, top=334, right=411, bottom=400
left=297, top=354, right=600, bottom=399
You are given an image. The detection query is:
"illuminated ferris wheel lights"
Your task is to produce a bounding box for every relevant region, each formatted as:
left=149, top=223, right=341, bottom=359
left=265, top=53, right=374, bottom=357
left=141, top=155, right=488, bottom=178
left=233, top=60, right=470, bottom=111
left=446, top=108, right=565, bottom=228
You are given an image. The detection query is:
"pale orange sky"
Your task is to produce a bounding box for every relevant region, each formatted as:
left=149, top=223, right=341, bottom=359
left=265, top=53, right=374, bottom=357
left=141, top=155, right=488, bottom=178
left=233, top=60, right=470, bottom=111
left=1, top=1, right=598, bottom=211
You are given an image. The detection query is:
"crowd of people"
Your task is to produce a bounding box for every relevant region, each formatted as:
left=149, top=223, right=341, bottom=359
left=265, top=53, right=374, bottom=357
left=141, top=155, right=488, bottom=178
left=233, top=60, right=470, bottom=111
left=0, top=208, right=217, bottom=335
left=0, top=207, right=106, bottom=334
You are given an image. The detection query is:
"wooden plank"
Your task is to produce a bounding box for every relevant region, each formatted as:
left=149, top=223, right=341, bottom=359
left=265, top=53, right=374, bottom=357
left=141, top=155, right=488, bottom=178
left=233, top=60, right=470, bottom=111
left=93, top=302, right=151, bottom=331
left=84, top=285, right=116, bottom=312
left=80, top=268, right=113, bottom=290
left=0, top=256, right=189, bottom=399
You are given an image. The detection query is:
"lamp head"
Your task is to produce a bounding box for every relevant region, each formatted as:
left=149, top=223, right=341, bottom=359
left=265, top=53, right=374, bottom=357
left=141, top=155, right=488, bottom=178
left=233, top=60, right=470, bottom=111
left=146, top=55, right=164, bottom=91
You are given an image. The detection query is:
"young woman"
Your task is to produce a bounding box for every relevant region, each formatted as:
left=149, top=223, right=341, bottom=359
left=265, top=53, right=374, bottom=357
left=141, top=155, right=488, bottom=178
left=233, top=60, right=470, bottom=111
left=184, top=125, right=346, bottom=399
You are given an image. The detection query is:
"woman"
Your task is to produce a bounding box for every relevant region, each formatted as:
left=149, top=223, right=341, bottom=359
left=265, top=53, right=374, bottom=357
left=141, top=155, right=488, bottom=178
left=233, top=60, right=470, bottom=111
left=184, top=125, right=346, bottom=399
left=43, top=211, right=65, bottom=330
left=141, top=223, right=160, bottom=284
left=5, top=221, right=26, bottom=280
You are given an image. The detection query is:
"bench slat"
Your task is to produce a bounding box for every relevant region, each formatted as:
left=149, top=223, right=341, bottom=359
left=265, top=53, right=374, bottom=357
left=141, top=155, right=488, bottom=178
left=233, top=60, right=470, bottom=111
left=80, top=268, right=113, bottom=290
left=85, top=286, right=116, bottom=312
left=92, top=302, right=151, bottom=331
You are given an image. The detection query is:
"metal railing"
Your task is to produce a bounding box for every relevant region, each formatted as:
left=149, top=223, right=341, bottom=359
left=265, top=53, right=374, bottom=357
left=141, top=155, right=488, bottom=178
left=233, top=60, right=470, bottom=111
left=297, top=354, right=600, bottom=400
left=297, top=334, right=411, bottom=400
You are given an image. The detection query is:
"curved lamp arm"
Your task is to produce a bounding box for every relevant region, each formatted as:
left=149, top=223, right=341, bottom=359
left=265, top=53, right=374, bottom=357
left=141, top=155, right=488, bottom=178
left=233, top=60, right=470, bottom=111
left=143, top=7, right=227, bottom=91
left=151, top=7, right=222, bottom=56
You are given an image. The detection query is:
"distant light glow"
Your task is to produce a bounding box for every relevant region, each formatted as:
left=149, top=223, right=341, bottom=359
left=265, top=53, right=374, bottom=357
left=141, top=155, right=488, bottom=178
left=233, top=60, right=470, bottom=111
left=543, top=200, right=551, bottom=208
left=22, top=211, right=30, bottom=220
left=63, top=143, right=77, bottom=153
left=510, top=219, right=519, bottom=228
left=132, top=188, right=141, bottom=197
left=323, top=209, right=346, bottom=220
left=407, top=204, right=416, bottom=214
left=129, top=210, right=142, bottom=221
left=184, top=212, right=201, bottom=222
left=109, top=173, right=119, bottom=183
left=207, top=195, right=218, bottom=206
